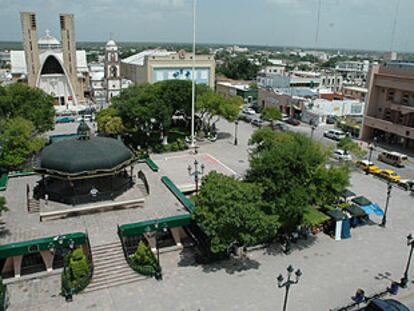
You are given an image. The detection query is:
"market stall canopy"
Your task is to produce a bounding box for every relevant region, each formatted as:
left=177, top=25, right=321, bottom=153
left=326, top=209, right=347, bottom=221
left=351, top=196, right=384, bottom=216
left=342, top=189, right=356, bottom=199
left=344, top=204, right=367, bottom=217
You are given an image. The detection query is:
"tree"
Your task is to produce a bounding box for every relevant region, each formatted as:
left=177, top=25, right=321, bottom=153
left=132, top=241, right=157, bottom=268
left=217, top=55, right=260, bottom=80
left=193, top=172, right=280, bottom=254
left=196, top=92, right=241, bottom=135
left=247, top=130, right=349, bottom=231
left=261, top=107, right=282, bottom=127
left=0, top=117, right=46, bottom=169
left=337, top=137, right=367, bottom=158
left=0, top=83, right=54, bottom=132
left=96, top=106, right=125, bottom=136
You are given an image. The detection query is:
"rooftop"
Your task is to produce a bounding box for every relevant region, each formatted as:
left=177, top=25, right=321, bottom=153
left=121, top=49, right=175, bottom=66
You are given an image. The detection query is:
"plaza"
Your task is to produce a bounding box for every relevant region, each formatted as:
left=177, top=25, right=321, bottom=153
left=1, top=119, right=414, bottom=310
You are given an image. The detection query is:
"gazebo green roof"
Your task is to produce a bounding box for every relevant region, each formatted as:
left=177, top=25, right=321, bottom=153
left=36, top=136, right=134, bottom=177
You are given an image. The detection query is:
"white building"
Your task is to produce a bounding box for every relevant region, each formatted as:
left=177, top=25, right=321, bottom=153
left=302, top=98, right=365, bottom=124
left=335, top=60, right=370, bottom=81
left=104, top=40, right=121, bottom=102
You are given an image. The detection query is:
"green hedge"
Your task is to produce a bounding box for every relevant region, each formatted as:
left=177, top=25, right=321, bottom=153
left=128, top=241, right=159, bottom=278
left=61, top=248, right=92, bottom=295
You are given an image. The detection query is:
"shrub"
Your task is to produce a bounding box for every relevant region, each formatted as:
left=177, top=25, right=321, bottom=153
left=69, top=248, right=90, bottom=281
left=131, top=241, right=157, bottom=267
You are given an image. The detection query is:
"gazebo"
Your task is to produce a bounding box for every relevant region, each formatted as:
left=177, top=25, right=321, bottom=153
left=34, top=122, right=136, bottom=205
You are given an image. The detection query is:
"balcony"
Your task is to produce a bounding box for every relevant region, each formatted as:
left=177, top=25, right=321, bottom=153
left=364, top=116, right=414, bottom=139
left=388, top=101, right=414, bottom=114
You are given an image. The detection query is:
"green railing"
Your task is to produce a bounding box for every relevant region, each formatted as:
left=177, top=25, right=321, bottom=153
left=0, top=174, right=8, bottom=191
left=0, top=232, right=87, bottom=260
left=161, top=176, right=195, bottom=213
left=145, top=158, right=159, bottom=172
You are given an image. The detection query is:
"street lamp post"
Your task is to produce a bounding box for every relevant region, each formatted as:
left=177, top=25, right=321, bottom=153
left=48, top=235, right=75, bottom=301
left=188, top=159, right=205, bottom=194
left=400, top=234, right=414, bottom=288
left=380, top=182, right=393, bottom=227
left=310, top=124, right=317, bottom=139
left=234, top=120, right=239, bottom=146
left=153, top=221, right=167, bottom=280
left=277, top=265, right=302, bottom=311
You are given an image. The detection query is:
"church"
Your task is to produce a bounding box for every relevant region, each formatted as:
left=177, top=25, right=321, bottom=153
left=10, top=12, right=89, bottom=113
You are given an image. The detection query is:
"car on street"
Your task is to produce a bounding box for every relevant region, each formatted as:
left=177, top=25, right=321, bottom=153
left=238, top=114, right=253, bottom=123
left=398, top=179, right=414, bottom=191
left=326, top=115, right=338, bottom=124
left=242, top=107, right=256, bottom=115
left=285, top=118, right=300, bottom=126
left=251, top=119, right=265, bottom=127
left=375, top=169, right=401, bottom=183
left=333, top=149, right=352, bottom=161
left=56, top=116, right=75, bottom=124
left=323, top=129, right=346, bottom=141
left=355, top=160, right=381, bottom=174
left=357, top=298, right=409, bottom=311
left=272, top=123, right=289, bottom=132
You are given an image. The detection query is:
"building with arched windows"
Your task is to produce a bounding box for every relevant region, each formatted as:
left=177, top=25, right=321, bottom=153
left=10, top=12, right=89, bottom=113
left=104, top=39, right=121, bottom=102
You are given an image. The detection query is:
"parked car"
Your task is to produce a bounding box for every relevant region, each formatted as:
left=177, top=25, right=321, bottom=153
left=56, top=116, right=75, bottom=124
left=357, top=298, right=409, bottom=311
left=238, top=114, right=253, bottom=123
left=286, top=118, right=300, bottom=126
left=376, top=169, right=401, bottom=183
left=326, top=115, right=338, bottom=124
left=281, top=113, right=289, bottom=122
left=272, top=123, right=289, bottom=132
left=252, top=119, right=265, bottom=127
left=333, top=149, right=352, bottom=161
left=242, top=107, right=256, bottom=115
left=398, top=179, right=414, bottom=191
left=355, top=160, right=381, bottom=174
left=323, top=129, right=346, bottom=141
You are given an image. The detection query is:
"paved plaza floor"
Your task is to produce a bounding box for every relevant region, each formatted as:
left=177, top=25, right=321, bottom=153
left=4, top=119, right=414, bottom=310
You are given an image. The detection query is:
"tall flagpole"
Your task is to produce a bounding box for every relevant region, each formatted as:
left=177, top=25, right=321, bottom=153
left=190, top=0, right=196, bottom=148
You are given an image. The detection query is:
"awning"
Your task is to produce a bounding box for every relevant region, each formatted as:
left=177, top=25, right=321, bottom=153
left=344, top=204, right=366, bottom=217
left=342, top=189, right=356, bottom=199
left=359, top=203, right=384, bottom=216
left=326, top=209, right=347, bottom=221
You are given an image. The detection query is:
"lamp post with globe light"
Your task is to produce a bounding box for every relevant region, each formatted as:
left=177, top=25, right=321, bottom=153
left=277, top=265, right=302, bottom=311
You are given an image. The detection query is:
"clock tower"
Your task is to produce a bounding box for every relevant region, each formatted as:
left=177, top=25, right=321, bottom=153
left=104, top=39, right=121, bottom=103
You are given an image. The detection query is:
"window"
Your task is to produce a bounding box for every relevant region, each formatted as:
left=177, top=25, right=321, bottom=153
left=387, top=89, right=395, bottom=101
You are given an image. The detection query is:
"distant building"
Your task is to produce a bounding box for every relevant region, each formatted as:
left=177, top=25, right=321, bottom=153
left=121, top=49, right=215, bottom=88
left=320, top=73, right=343, bottom=92
left=342, top=85, right=368, bottom=102
left=258, top=87, right=317, bottom=117
left=215, top=78, right=257, bottom=104
left=335, top=60, right=370, bottom=81
left=11, top=12, right=89, bottom=112
left=361, top=60, right=414, bottom=151
left=261, top=65, right=285, bottom=76
left=302, top=98, right=365, bottom=125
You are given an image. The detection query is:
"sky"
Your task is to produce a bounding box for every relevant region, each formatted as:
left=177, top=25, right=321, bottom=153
left=0, top=0, right=413, bottom=52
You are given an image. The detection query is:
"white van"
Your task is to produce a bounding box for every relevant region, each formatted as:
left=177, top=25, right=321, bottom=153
left=323, top=129, right=346, bottom=141
left=378, top=151, right=408, bottom=167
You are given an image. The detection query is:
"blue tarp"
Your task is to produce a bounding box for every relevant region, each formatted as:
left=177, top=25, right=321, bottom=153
left=360, top=203, right=384, bottom=216
left=341, top=218, right=351, bottom=239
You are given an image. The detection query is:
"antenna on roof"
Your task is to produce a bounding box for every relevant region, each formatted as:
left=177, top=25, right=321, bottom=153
left=109, top=32, right=114, bottom=40
left=390, top=0, right=400, bottom=52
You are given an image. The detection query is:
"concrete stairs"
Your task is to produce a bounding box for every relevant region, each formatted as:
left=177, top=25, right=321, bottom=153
left=27, top=198, right=40, bottom=213
left=83, top=241, right=148, bottom=293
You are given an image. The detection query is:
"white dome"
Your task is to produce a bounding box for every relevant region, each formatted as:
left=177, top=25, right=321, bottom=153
left=106, top=40, right=117, bottom=47
left=38, top=30, right=61, bottom=48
